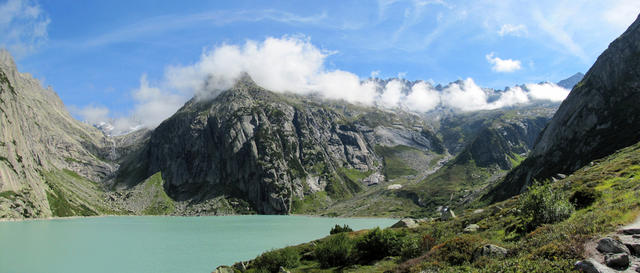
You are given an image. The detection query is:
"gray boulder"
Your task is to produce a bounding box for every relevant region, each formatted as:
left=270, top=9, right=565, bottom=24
left=472, top=244, right=508, bottom=260
left=574, top=259, right=615, bottom=273
left=596, top=237, right=630, bottom=255
left=391, top=218, right=419, bottom=229
left=604, top=253, right=630, bottom=270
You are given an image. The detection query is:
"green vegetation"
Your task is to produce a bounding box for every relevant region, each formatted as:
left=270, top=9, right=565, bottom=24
left=291, top=191, right=329, bottom=214
left=315, top=233, right=356, bottom=268
left=141, top=172, right=176, bottom=215
left=250, top=247, right=300, bottom=273
left=64, top=157, right=83, bottom=164
left=374, top=145, right=419, bottom=179
left=508, top=152, right=525, bottom=167
left=42, top=169, right=116, bottom=217
left=515, top=181, right=574, bottom=232
left=233, top=141, right=640, bottom=272
left=0, top=190, right=18, bottom=200
left=329, top=224, right=353, bottom=235
left=340, top=168, right=372, bottom=184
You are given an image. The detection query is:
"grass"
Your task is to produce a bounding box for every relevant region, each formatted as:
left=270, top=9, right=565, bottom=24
left=291, top=191, right=330, bottom=214
left=141, top=172, right=176, bottom=215
left=374, top=145, right=420, bottom=179
left=226, top=140, right=640, bottom=273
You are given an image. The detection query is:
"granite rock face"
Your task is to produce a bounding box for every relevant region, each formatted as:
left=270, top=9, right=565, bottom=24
left=0, top=50, right=117, bottom=218
left=120, top=75, right=441, bottom=214
left=486, top=14, right=640, bottom=202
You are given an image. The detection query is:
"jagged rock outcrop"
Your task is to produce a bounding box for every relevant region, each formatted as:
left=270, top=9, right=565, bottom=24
left=0, top=50, right=117, bottom=218
left=485, top=14, right=640, bottom=202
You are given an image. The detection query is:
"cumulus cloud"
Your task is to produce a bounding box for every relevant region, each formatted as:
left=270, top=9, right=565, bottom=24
left=485, top=52, right=522, bottom=73
left=498, top=24, right=527, bottom=36
left=87, top=36, right=571, bottom=133
left=0, top=0, right=50, bottom=56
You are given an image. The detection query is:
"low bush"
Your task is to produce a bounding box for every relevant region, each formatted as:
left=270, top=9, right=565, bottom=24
left=517, top=182, right=574, bottom=232
left=251, top=247, right=300, bottom=273
left=315, top=233, right=356, bottom=268
left=330, top=224, right=353, bottom=234
left=428, top=235, right=484, bottom=266
left=356, top=227, right=402, bottom=262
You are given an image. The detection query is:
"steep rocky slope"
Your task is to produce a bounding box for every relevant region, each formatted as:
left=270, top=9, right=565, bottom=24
left=486, top=14, right=640, bottom=203
left=0, top=50, right=117, bottom=218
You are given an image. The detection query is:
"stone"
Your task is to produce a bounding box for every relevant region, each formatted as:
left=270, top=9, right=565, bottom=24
left=604, top=253, right=630, bottom=270
left=574, top=259, right=615, bottom=273
left=463, top=224, right=480, bottom=233
left=622, top=228, right=640, bottom=235
left=472, top=244, right=508, bottom=260
left=597, top=237, right=630, bottom=255
left=391, top=218, right=419, bottom=229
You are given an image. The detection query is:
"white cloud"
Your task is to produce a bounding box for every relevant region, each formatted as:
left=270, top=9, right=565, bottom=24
left=87, top=36, right=574, bottom=131
left=131, top=74, right=186, bottom=128
left=498, top=24, right=527, bottom=36
left=70, top=105, right=110, bottom=125
left=404, top=81, right=440, bottom=112
left=525, top=82, right=569, bottom=102
left=380, top=80, right=405, bottom=108
left=485, top=52, right=522, bottom=73
left=0, top=0, right=49, bottom=56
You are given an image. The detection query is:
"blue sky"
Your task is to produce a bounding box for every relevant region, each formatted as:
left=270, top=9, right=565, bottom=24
left=1, top=0, right=639, bottom=129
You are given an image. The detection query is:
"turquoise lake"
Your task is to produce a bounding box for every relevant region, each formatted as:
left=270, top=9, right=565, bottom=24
left=0, top=215, right=396, bottom=273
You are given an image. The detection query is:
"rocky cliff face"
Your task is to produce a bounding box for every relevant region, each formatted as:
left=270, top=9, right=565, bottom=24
left=118, top=75, right=442, bottom=214
left=486, top=14, right=640, bottom=203
left=0, top=50, right=117, bottom=218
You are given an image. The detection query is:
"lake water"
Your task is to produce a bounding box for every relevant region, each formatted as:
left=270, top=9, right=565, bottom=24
left=0, top=215, right=396, bottom=273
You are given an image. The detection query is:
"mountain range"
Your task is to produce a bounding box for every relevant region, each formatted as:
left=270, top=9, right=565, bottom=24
left=0, top=45, right=582, bottom=218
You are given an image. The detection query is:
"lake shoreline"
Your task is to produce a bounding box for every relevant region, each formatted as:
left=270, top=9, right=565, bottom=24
left=0, top=213, right=400, bottom=223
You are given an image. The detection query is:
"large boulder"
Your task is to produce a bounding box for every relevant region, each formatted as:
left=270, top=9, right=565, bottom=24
left=604, top=253, right=630, bottom=270
left=596, top=237, right=630, bottom=255
left=391, top=218, right=419, bottom=229
left=574, top=259, right=615, bottom=273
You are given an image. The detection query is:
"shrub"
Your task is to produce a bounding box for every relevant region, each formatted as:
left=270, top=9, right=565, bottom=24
left=252, top=247, right=300, bottom=273
left=330, top=224, right=353, bottom=235
left=569, top=187, right=601, bottom=209
left=315, top=233, right=356, bottom=268
left=428, top=235, right=484, bottom=266
left=399, top=236, right=423, bottom=260
left=356, top=227, right=402, bottom=262
left=517, top=182, right=574, bottom=232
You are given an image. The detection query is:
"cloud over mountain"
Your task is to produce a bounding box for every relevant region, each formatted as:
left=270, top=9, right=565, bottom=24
left=79, top=36, right=570, bottom=130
